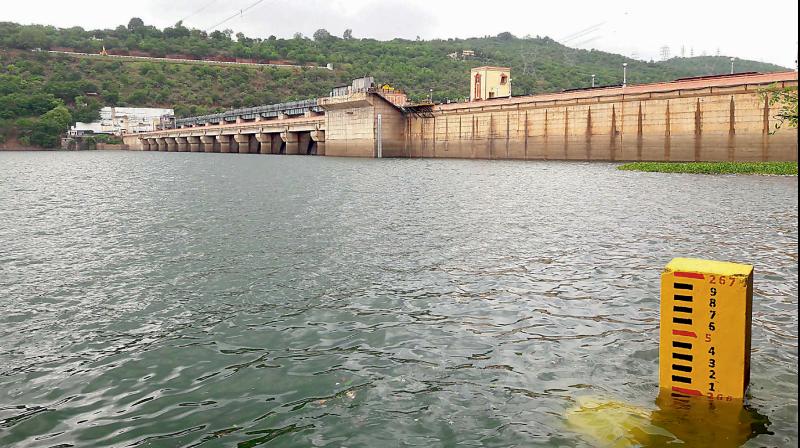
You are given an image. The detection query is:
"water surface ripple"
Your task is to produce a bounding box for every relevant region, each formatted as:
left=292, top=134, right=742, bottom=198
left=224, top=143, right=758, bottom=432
left=0, top=151, right=796, bottom=447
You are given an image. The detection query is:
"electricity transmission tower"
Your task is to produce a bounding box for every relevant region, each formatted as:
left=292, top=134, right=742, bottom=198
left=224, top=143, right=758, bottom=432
left=660, top=46, right=671, bottom=61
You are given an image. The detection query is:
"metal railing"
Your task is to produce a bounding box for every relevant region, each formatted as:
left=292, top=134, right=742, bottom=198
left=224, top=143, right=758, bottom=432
left=172, top=99, right=323, bottom=128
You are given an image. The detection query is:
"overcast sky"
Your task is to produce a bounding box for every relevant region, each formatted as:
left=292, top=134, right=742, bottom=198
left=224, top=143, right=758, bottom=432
left=3, top=0, right=798, bottom=67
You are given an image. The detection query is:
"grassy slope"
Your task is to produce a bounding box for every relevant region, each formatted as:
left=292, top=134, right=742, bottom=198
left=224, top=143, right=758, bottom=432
left=0, top=50, right=346, bottom=117
left=1, top=32, right=791, bottom=112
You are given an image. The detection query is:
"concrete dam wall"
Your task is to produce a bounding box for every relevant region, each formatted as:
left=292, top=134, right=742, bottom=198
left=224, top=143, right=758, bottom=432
left=404, top=75, right=797, bottom=161
left=128, top=71, right=798, bottom=162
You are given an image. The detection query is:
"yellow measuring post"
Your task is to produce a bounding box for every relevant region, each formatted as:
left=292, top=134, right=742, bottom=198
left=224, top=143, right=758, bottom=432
left=659, top=258, right=754, bottom=400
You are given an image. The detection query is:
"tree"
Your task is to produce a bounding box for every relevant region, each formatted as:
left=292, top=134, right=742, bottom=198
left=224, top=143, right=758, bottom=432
left=210, top=30, right=228, bottom=41
left=71, top=95, right=102, bottom=123
left=496, top=32, right=516, bottom=41
left=127, top=17, right=145, bottom=32
left=21, top=105, right=73, bottom=148
left=15, top=26, right=51, bottom=49
left=343, top=29, right=353, bottom=40
left=313, top=29, right=332, bottom=41
left=114, top=25, right=129, bottom=38
left=0, top=93, right=62, bottom=119
left=761, top=84, right=798, bottom=133
left=104, top=90, right=120, bottom=105
left=164, top=21, right=190, bottom=39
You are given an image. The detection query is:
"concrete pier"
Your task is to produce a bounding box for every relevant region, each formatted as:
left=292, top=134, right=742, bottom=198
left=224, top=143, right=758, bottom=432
left=234, top=134, right=251, bottom=154
left=217, top=135, right=232, bottom=153
left=255, top=133, right=273, bottom=154
left=187, top=136, right=201, bottom=152
left=165, top=137, right=177, bottom=152
left=200, top=136, right=215, bottom=153
left=281, top=131, right=299, bottom=155
left=310, top=130, right=325, bottom=156
left=298, top=132, right=313, bottom=155
left=175, top=137, right=189, bottom=152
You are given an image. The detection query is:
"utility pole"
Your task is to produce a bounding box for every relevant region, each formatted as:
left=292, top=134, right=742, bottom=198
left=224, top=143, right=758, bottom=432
left=730, top=57, right=736, bottom=74
left=591, top=74, right=596, bottom=88
left=622, top=63, right=628, bottom=87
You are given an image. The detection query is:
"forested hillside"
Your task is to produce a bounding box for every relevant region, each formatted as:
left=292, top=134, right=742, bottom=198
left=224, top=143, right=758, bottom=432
left=0, top=19, right=790, bottom=148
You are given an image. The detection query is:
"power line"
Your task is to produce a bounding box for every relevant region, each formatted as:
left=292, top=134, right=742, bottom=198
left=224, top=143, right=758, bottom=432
left=560, top=23, right=603, bottom=42
left=560, top=22, right=605, bottom=43
left=573, top=36, right=601, bottom=47
left=204, top=0, right=267, bottom=32
left=180, top=0, right=219, bottom=23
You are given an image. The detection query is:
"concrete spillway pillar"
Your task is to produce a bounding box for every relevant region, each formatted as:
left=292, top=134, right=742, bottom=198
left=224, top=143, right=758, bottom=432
left=310, top=130, right=325, bottom=156
left=281, top=131, right=299, bottom=155
left=165, top=137, right=178, bottom=152
left=234, top=134, right=251, bottom=154
left=156, top=138, right=168, bottom=152
left=139, top=139, right=150, bottom=151
left=255, top=133, right=273, bottom=154
left=187, top=136, right=202, bottom=152
left=200, top=135, right=216, bottom=153
left=146, top=138, right=157, bottom=151
left=271, top=135, right=284, bottom=154
left=217, top=135, right=232, bottom=153
left=175, top=137, right=189, bottom=152
left=298, top=132, right=313, bottom=155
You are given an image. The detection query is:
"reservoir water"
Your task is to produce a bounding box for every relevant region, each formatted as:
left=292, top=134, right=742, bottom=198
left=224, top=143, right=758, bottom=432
left=0, top=151, right=797, bottom=447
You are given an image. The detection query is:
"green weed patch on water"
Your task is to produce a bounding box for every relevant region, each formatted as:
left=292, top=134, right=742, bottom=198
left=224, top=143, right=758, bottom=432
left=617, top=162, right=798, bottom=175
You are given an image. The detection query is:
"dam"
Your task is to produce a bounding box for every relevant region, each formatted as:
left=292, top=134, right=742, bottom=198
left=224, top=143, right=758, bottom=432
left=125, top=70, right=798, bottom=162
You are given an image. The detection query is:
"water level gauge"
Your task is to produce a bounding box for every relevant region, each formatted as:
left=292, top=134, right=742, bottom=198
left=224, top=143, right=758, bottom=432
left=659, top=258, right=754, bottom=400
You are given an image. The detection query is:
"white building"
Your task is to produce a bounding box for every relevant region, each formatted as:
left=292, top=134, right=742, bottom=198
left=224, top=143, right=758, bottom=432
left=69, top=107, right=174, bottom=136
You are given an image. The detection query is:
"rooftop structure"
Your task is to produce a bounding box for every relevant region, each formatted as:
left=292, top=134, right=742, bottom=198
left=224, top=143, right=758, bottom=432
left=331, top=76, right=375, bottom=97
left=470, top=66, right=511, bottom=101
left=449, top=50, right=476, bottom=60
left=376, top=84, right=409, bottom=107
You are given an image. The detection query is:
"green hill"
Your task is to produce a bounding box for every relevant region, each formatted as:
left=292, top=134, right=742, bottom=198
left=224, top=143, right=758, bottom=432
left=658, top=56, right=786, bottom=77
left=0, top=19, right=791, bottom=148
